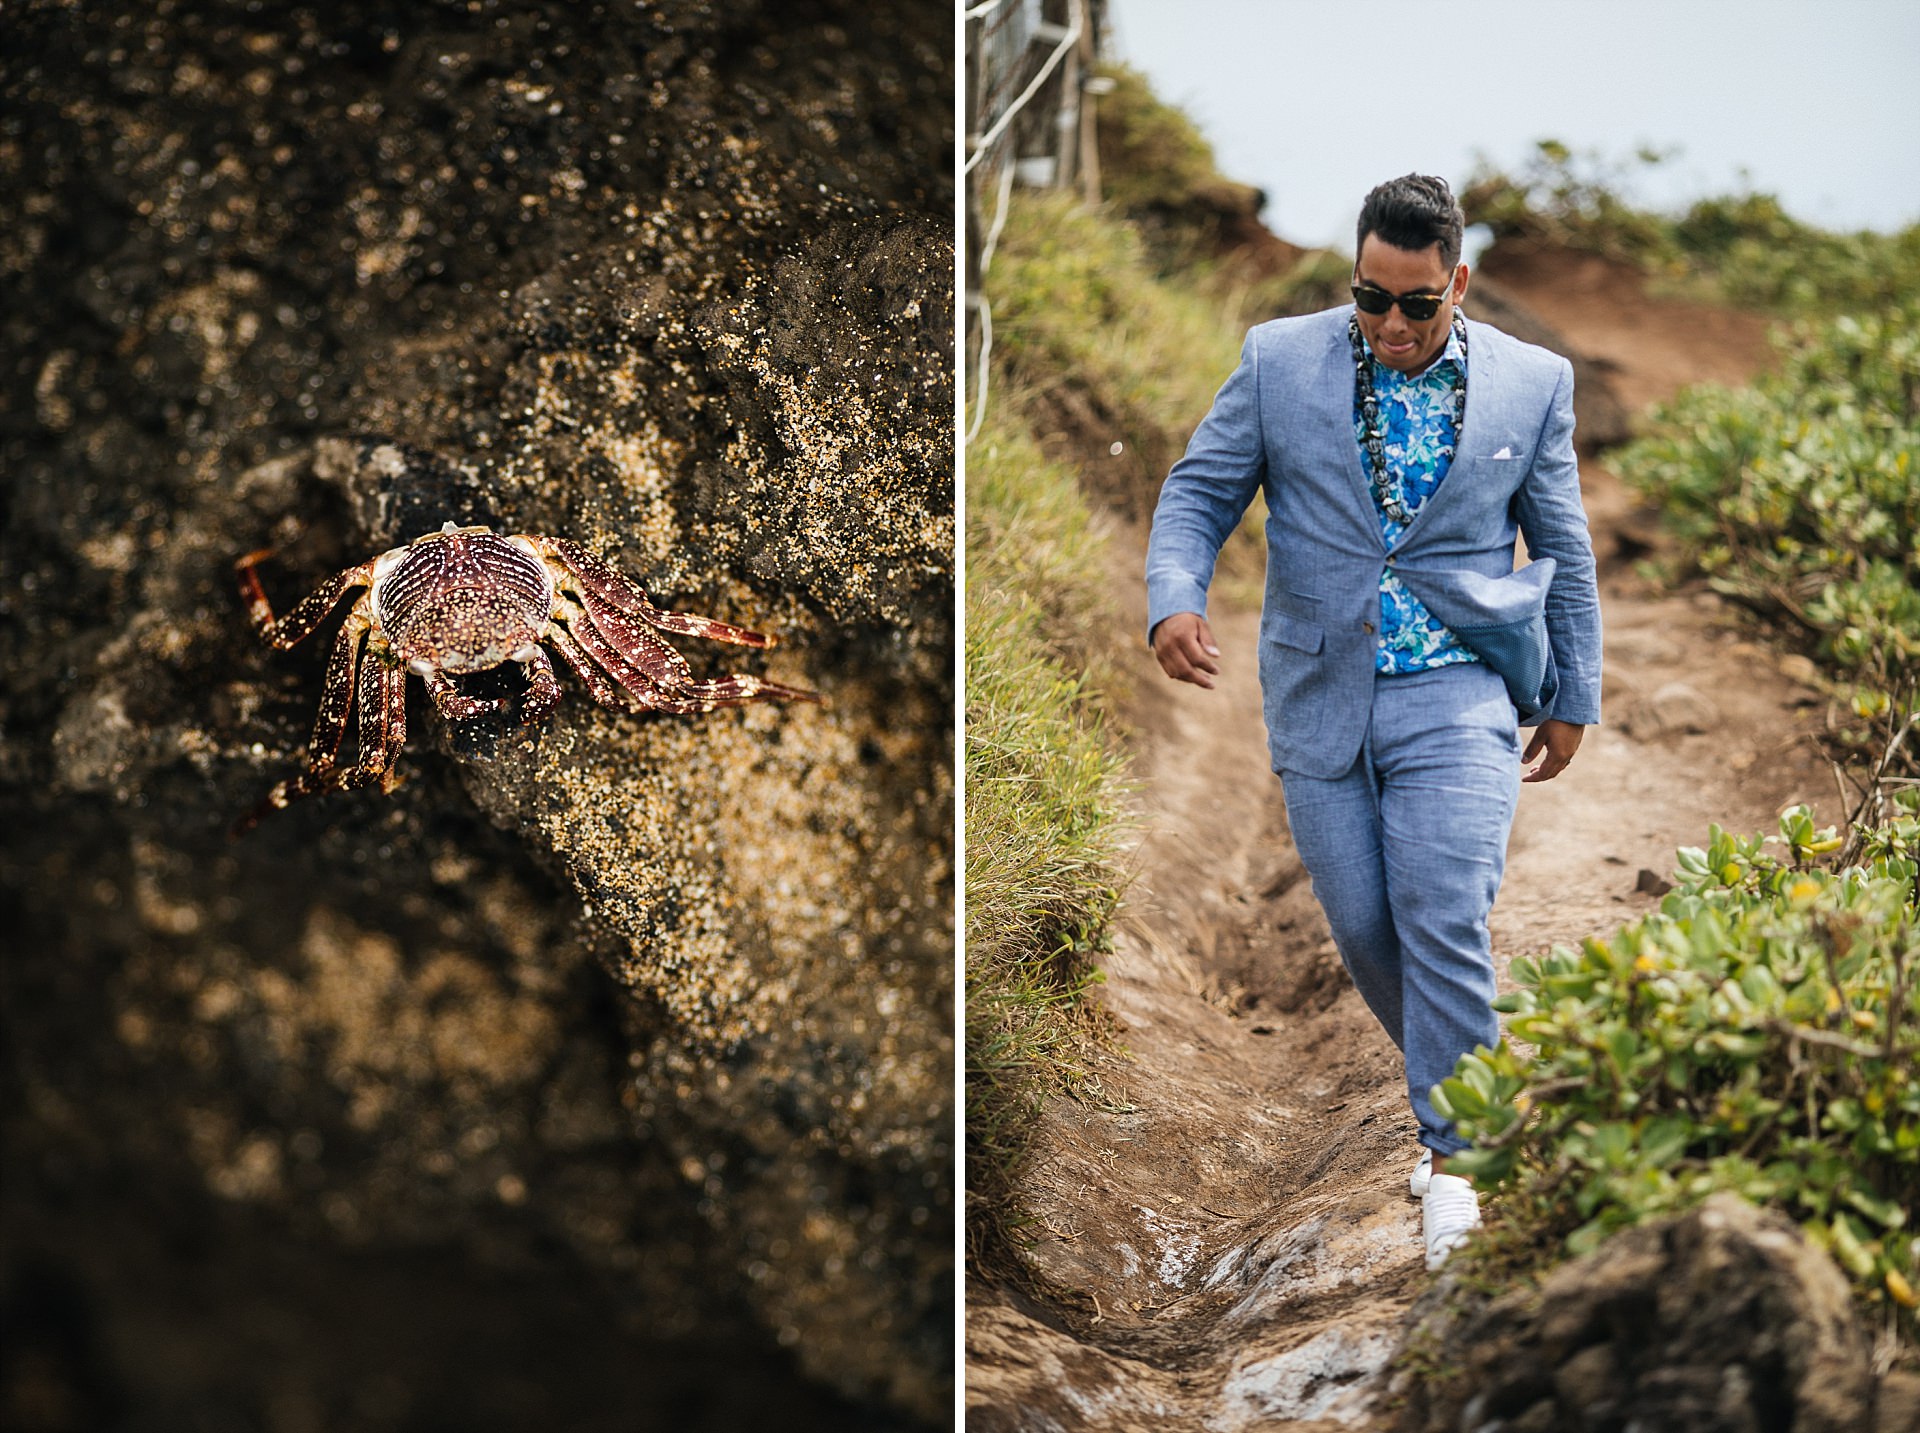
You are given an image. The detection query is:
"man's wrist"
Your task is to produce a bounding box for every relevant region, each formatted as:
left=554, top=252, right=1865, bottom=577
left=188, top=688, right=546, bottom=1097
left=1150, top=610, right=1200, bottom=650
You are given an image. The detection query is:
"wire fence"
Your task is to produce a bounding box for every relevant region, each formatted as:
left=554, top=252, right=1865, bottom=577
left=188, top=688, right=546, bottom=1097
left=964, top=0, right=1101, bottom=443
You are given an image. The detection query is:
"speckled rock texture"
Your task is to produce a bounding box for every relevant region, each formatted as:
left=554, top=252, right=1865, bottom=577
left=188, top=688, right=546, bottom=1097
left=1391, top=1196, right=1880, bottom=1433
left=0, top=3, right=952, bottom=1429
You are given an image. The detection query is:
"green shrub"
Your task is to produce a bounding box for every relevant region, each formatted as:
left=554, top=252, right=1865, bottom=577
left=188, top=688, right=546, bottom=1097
left=1615, top=304, right=1920, bottom=705
left=1661, top=188, right=1920, bottom=313
left=1464, top=139, right=1672, bottom=267
left=1440, top=804, right=1920, bottom=1335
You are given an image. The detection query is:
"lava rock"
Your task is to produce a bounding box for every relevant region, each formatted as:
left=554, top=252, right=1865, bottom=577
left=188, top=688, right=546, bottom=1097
left=1392, top=1195, right=1878, bottom=1433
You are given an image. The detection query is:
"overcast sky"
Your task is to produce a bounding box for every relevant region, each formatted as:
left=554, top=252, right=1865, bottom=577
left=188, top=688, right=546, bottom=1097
left=1103, top=0, right=1920, bottom=252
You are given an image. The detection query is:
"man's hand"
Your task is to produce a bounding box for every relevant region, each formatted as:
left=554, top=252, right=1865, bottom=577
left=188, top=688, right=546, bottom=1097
left=1151, top=612, right=1221, bottom=689
left=1522, top=718, right=1584, bottom=783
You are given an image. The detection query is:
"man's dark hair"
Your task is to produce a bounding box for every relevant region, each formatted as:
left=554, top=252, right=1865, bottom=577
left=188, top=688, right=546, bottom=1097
left=1356, top=174, right=1466, bottom=270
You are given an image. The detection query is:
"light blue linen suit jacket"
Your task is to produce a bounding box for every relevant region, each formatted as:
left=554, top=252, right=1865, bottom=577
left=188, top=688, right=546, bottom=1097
left=1145, top=307, right=1603, bottom=780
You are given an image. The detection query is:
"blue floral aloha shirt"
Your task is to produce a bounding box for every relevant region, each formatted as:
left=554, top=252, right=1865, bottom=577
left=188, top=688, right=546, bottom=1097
left=1352, top=324, right=1480, bottom=674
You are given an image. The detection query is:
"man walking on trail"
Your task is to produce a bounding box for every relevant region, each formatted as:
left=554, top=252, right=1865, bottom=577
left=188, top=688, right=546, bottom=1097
left=1144, top=174, right=1602, bottom=1270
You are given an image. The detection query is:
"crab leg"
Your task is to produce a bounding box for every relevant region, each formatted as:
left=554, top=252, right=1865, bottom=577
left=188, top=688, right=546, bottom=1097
left=231, top=611, right=368, bottom=834
left=420, top=667, right=505, bottom=722
left=565, top=604, right=819, bottom=714
left=236, top=553, right=375, bottom=650
left=569, top=580, right=819, bottom=706
left=533, top=536, right=776, bottom=648
left=573, top=583, right=703, bottom=691
left=517, top=645, right=565, bottom=726
left=560, top=607, right=676, bottom=707
left=547, top=622, right=635, bottom=712
left=645, top=674, right=821, bottom=713
left=347, top=655, right=408, bottom=790
left=281, top=652, right=405, bottom=799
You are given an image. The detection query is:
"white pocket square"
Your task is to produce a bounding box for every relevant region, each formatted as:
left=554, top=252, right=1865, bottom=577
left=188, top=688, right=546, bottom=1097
left=1491, top=445, right=1515, bottom=460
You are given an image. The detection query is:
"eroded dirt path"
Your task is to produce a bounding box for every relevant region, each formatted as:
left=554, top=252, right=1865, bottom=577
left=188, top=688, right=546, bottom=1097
left=968, top=254, right=1833, bottom=1430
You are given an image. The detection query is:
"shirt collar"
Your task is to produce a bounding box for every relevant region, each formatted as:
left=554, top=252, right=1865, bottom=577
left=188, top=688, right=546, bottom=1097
left=1361, top=320, right=1466, bottom=381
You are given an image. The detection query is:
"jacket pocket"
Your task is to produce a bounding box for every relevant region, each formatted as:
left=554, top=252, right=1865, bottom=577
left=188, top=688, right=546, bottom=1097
left=1270, top=611, right=1324, bottom=654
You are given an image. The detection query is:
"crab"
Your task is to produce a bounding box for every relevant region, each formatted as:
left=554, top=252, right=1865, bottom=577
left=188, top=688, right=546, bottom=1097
left=234, top=522, right=818, bottom=832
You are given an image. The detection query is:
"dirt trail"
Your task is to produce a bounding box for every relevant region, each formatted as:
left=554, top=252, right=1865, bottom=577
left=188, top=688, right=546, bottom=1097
left=967, top=255, right=1829, bottom=1430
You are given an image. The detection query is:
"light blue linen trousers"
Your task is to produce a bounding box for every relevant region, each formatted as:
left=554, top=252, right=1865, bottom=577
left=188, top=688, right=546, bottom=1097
left=1278, top=662, right=1519, bottom=1155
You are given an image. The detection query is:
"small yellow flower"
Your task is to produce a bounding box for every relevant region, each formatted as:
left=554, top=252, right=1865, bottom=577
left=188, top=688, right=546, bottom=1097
left=1787, top=877, right=1822, bottom=905
left=1853, top=691, right=1890, bottom=720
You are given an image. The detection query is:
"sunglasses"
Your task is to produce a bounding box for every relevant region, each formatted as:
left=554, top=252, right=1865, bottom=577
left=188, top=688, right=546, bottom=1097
left=1350, top=271, right=1457, bottom=322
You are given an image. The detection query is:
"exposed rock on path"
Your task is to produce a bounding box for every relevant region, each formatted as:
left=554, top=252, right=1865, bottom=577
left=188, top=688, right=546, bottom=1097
left=1392, top=1196, right=1879, bottom=1433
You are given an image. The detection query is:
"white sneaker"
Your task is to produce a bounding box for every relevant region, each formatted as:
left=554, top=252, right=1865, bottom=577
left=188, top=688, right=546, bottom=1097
left=1409, top=1149, right=1433, bottom=1199
left=1423, top=1173, right=1481, bottom=1271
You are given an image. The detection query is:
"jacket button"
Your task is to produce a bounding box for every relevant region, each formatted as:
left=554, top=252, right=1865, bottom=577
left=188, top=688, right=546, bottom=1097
left=1363, top=621, right=1377, bottom=634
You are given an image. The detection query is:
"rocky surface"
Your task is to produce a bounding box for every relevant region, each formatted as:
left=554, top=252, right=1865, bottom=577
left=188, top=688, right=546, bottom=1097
left=1, top=3, right=952, bottom=1428
left=1391, top=1196, right=1879, bottom=1433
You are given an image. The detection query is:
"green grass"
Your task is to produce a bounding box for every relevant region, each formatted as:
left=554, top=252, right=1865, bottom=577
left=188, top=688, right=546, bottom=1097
left=989, top=189, right=1246, bottom=446
left=964, top=403, right=1129, bottom=1251
left=987, top=189, right=1266, bottom=591
left=1092, top=63, right=1234, bottom=223
left=966, top=185, right=1280, bottom=1256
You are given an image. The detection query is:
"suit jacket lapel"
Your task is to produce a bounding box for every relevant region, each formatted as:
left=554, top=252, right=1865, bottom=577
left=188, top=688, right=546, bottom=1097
left=1391, top=316, right=1499, bottom=551
left=1456, top=315, right=1494, bottom=456
left=1319, top=315, right=1387, bottom=550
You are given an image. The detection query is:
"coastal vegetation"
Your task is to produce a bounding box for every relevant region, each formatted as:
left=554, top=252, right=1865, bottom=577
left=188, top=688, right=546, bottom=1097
left=1465, top=138, right=1920, bottom=315
left=1446, top=153, right=1920, bottom=1352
